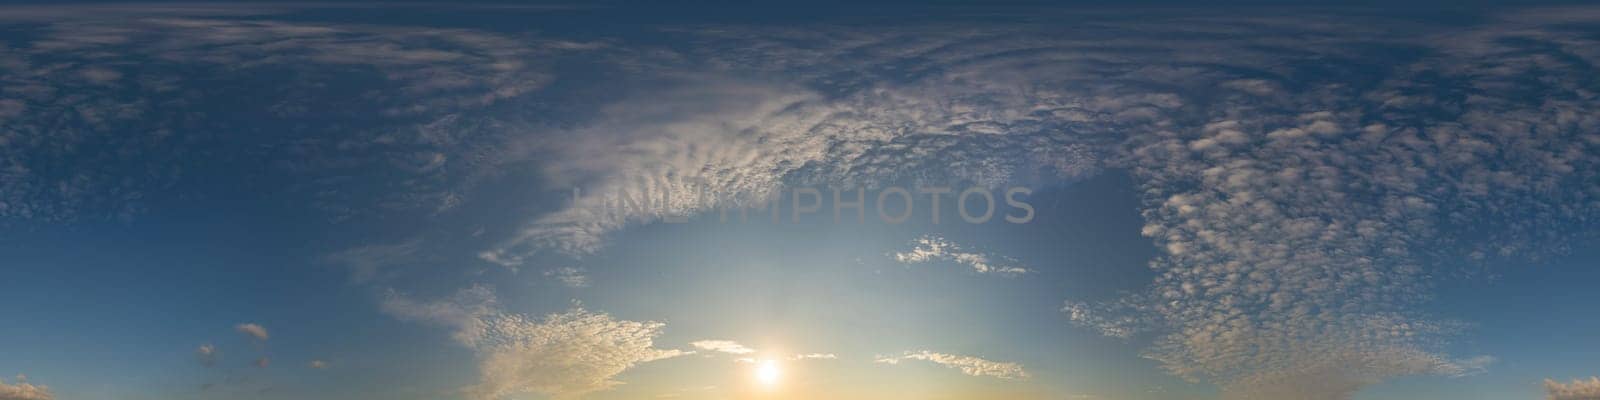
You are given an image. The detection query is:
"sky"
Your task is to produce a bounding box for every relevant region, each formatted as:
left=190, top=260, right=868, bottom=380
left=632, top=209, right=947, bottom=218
left=1, top=2, right=1600, bottom=400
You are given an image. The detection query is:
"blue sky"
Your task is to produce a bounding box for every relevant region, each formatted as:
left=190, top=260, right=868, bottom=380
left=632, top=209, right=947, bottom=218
left=2, top=2, right=1600, bottom=400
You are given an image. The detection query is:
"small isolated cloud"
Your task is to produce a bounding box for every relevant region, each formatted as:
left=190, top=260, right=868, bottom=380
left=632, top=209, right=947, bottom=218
left=789, top=353, right=837, bottom=360
left=876, top=351, right=1029, bottom=380
left=893, top=235, right=1030, bottom=276
left=544, top=267, right=590, bottom=288
left=195, top=344, right=218, bottom=367
left=1547, top=377, right=1600, bottom=400
left=383, top=287, right=685, bottom=399
left=235, top=323, right=269, bottom=341
left=308, top=360, right=329, bottom=369
left=0, top=376, right=53, bottom=400
left=690, top=340, right=755, bottom=355
left=690, top=340, right=833, bottom=362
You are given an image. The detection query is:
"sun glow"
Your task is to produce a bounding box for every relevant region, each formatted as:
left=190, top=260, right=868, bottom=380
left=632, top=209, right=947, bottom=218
left=755, top=359, right=781, bottom=387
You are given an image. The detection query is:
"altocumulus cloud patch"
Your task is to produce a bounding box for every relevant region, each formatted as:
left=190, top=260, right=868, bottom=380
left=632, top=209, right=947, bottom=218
left=381, top=287, right=686, bottom=399
left=0, top=377, right=52, bottom=400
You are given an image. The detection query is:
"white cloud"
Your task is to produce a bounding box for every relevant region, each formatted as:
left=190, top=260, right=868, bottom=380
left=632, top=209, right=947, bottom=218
left=380, top=285, right=498, bottom=347
left=876, top=351, right=1029, bottom=380
left=690, top=340, right=755, bottom=355
left=468, top=309, right=686, bottom=399
left=1547, top=377, right=1600, bottom=400
left=690, top=340, right=836, bottom=363
left=480, top=80, right=833, bottom=260
left=0, top=376, right=51, bottom=400
left=308, top=360, right=329, bottom=369
left=383, top=287, right=685, bottom=400
left=544, top=266, right=590, bottom=288
left=195, top=344, right=218, bottom=367
left=789, top=353, right=837, bottom=360
left=893, top=235, right=1030, bottom=276
left=477, top=73, right=1113, bottom=261
left=234, top=323, right=269, bottom=341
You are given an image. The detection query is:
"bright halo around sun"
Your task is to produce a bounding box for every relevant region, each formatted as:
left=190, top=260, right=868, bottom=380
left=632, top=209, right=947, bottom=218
left=755, top=359, right=782, bottom=387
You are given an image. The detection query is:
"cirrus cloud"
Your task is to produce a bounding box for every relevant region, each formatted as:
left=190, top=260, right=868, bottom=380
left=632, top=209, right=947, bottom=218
left=875, top=351, right=1029, bottom=380
left=689, top=340, right=755, bottom=355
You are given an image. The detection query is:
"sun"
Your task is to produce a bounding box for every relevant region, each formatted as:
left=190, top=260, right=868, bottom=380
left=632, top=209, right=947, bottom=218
left=755, top=359, right=782, bottom=387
